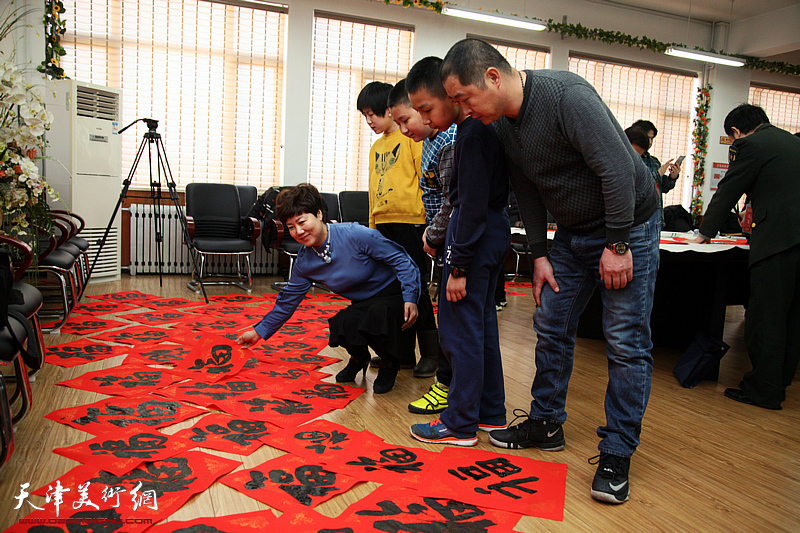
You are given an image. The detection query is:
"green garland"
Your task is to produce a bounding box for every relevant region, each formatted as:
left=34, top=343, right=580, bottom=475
left=690, top=85, right=711, bottom=224
left=374, top=4, right=800, bottom=77
left=37, top=0, right=67, bottom=79
left=545, top=20, right=799, bottom=77
left=378, top=0, right=445, bottom=13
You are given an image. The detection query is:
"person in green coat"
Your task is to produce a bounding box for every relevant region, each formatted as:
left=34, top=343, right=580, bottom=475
left=695, top=104, right=800, bottom=410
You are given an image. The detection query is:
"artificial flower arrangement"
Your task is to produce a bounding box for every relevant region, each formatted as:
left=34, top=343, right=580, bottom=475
left=1, top=6, right=58, bottom=238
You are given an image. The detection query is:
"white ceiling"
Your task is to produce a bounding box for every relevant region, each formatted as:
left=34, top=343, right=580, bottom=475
left=597, top=0, right=798, bottom=23
left=595, top=0, right=800, bottom=63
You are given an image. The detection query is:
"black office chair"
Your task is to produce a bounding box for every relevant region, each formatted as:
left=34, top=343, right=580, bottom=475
left=185, top=183, right=260, bottom=293
left=338, top=191, right=369, bottom=226
left=510, top=237, right=533, bottom=281
left=320, top=192, right=340, bottom=223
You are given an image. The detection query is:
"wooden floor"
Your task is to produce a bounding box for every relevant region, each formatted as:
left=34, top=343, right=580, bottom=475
left=1, top=274, right=798, bottom=532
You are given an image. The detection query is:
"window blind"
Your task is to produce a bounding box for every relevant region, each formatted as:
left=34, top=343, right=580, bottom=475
left=60, top=0, right=287, bottom=190
left=308, top=13, right=414, bottom=193
left=569, top=56, right=696, bottom=208
left=483, top=38, right=549, bottom=71
left=749, top=86, right=800, bottom=134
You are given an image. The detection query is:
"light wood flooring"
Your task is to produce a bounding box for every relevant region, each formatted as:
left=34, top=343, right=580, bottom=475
left=1, top=274, right=798, bottom=532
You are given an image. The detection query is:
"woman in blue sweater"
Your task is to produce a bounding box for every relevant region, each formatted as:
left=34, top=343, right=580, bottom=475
left=237, top=184, right=420, bottom=394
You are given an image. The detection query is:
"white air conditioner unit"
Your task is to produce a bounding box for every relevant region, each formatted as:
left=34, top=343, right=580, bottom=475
left=43, top=80, right=122, bottom=281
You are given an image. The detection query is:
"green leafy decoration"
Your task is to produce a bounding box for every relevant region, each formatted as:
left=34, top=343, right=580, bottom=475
left=690, top=85, right=712, bottom=224
left=37, top=0, right=68, bottom=79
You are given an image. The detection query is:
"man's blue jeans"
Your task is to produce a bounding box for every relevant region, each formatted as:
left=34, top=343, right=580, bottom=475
left=530, top=211, right=660, bottom=457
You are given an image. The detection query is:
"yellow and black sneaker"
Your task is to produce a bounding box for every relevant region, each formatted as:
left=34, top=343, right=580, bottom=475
left=407, top=381, right=448, bottom=414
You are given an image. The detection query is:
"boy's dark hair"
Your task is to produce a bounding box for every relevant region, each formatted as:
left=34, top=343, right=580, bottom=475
left=441, top=38, right=513, bottom=89
left=387, top=79, right=411, bottom=108
left=276, top=183, right=324, bottom=224
left=624, top=126, right=650, bottom=151
left=631, top=119, right=657, bottom=137
left=357, top=81, right=394, bottom=116
left=724, top=104, right=770, bottom=136
left=406, top=56, right=448, bottom=100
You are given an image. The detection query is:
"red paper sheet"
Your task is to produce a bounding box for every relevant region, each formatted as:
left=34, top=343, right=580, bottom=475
left=46, top=396, right=205, bottom=436
left=259, top=420, right=384, bottom=463
left=167, top=336, right=250, bottom=382
left=73, top=300, right=140, bottom=315
left=235, top=361, right=332, bottom=386
left=190, top=303, right=249, bottom=317
left=215, top=391, right=335, bottom=428
left=122, top=342, right=193, bottom=366
left=137, top=297, right=206, bottom=310
left=156, top=377, right=261, bottom=409
left=175, top=316, right=250, bottom=334
left=144, top=509, right=277, bottom=533
left=56, top=365, right=185, bottom=398
left=272, top=380, right=364, bottom=410
left=267, top=505, right=344, bottom=531
left=174, top=412, right=280, bottom=455
left=219, top=453, right=359, bottom=511
left=58, top=316, right=130, bottom=335
left=337, top=484, right=522, bottom=533
left=418, top=447, right=567, bottom=521
left=53, top=427, right=198, bottom=476
left=322, top=439, right=438, bottom=489
left=88, top=290, right=158, bottom=303
left=45, top=339, right=128, bottom=368
left=29, top=451, right=240, bottom=532
left=123, top=310, right=193, bottom=326
left=209, top=293, right=267, bottom=304
left=90, top=325, right=173, bottom=345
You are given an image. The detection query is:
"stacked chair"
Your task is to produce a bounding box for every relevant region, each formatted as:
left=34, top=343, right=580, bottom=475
left=0, top=234, right=45, bottom=470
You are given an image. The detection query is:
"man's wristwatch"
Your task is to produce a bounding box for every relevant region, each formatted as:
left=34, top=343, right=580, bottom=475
left=450, top=266, right=468, bottom=278
left=606, top=241, right=630, bottom=255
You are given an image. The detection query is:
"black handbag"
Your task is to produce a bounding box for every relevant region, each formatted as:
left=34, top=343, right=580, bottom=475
left=673, top=331, right=730, bottom=388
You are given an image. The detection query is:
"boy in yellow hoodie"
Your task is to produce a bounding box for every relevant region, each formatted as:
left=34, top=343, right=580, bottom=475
left=356, top=81, right=435, bottom=386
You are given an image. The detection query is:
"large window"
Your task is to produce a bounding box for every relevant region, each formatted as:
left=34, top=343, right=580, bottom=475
left=749, top=86, right=800, bottom=134
left=309, top=14, right=414, bottom=192
left=482, top=38, right=549, bottom=71
left=569, top=56, right=696, bottom=208
left=60, top=0, right=287, bottom=190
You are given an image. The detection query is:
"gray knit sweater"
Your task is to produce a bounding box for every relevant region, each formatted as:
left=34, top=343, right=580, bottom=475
left=493, top=70, right=658, bottom=258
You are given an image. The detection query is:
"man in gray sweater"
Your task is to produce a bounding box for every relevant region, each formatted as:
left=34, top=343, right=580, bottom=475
left=441, top=38, right=659, bottom=504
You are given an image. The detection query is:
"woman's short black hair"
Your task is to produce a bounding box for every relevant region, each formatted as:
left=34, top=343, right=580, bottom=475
left=276, top=183, right=324, bottom=224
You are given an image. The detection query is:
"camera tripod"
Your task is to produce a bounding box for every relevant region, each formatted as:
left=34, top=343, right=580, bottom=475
left=89, top=118, right=208, bottom=302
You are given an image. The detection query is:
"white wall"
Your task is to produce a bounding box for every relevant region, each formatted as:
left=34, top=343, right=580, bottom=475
left=7, top=0, right=799, bottom=208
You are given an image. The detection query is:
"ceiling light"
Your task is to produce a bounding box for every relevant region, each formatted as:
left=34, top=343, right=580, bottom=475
left=665, top=46, right=745, bottom=67
left=442, top=6, right=546, bottom=31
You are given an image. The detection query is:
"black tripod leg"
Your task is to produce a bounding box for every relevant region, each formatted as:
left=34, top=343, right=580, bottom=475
left=156, top=137, right=208, bottom=303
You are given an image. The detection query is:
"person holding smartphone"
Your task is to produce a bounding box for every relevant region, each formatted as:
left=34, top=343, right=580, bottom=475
left=626, top=122, right=682, bottom=227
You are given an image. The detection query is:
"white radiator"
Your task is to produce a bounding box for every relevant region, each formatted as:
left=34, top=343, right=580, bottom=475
left=128, top=203, right=278, bottom=275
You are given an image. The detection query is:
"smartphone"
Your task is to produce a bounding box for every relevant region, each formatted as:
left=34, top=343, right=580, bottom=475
left=675, top=155, right=686, bottom=166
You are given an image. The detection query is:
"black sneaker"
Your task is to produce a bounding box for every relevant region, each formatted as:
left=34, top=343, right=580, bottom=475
left=488, top=409, right=565, bottom=451
left=589, top=453, right=630, bottom=504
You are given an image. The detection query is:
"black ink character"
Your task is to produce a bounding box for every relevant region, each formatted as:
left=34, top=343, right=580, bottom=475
left=89, top=456, right=197, bottom=497
left=356, top=497, right=496, bottom=533
left=295, top=429, right=349, bottom=454
left=292, top=383, right=350, bottom=400
left=89, top=433, right=169, bottom=458
left=347, top=448, right=424, bottom=473
left=189, top=344, right=234, bottom=374
left=91, top=371, right=163, bottom=388
left=267, top=465, right=340, bottom=506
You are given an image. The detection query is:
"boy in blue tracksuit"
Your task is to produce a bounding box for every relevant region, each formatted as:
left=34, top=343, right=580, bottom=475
left=407, top=57, right=511, bottom=446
